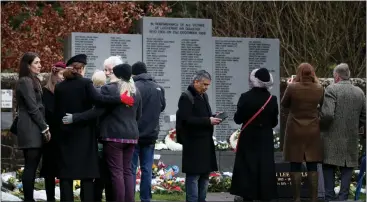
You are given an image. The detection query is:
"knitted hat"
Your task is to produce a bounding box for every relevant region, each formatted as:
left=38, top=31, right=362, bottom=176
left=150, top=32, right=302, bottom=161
left=54, top=62, right=66, bottom=69
left=113, top=63, right=132, bottom=81
left=66, top=54, right=87, bottom=67
left=132, top=62, right=147, bottom=75
left=249, top=68, right=273, bottom=90
left=254, top=68, right=271, bottom=82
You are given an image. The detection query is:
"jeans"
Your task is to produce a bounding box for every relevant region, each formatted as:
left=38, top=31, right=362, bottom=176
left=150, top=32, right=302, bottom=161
left=185, top=173, right=210, bottom=202
left=132, top=144, right=155, bottom=202
left=104, top=142, right=135, bottom=202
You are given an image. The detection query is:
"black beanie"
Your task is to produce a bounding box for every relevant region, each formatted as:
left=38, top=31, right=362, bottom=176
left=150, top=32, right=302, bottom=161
left=132, top=62, right=147, bottom=75
left=255, top=68, right=270, bottom=82
left=113, top=63, right=132, bottom=81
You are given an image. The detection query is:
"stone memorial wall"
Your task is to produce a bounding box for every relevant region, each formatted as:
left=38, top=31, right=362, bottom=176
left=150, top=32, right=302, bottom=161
left=63, top=17, right=281, bottom=140
left=64, top=32, right=142, bottom=78
left=139, top=17, right=214, bottom=139
left=213, top=37, right=280, bottom=140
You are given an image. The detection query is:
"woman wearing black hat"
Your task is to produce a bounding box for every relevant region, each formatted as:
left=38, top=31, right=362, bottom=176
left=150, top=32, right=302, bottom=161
left=53, top=54, right=134, bottom=201
left=230, top=68, right=279, bottom=201
left=62, top=63, right=142, bottom=202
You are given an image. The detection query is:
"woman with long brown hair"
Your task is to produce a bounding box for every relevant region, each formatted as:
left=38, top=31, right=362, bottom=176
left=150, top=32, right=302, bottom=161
left=15, top=52, right=51, bottom=201
left=281, top=63, right=324, bottom=202
left=41, top=62, right=66, bottom=201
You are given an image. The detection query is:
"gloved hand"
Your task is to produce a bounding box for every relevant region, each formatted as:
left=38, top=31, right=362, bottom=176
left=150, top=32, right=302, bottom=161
left=62, top=113, right=73, bottom=124
left=120, top=91, right=134, bottom=107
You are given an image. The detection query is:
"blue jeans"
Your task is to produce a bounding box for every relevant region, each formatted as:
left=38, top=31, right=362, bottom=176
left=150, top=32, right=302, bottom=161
left=185, top=173, right=210, bottom=202
left=132, top=144, right=155, bottom=202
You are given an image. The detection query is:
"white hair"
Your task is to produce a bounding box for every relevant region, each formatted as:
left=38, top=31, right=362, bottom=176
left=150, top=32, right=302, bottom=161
left=91, top=70, right=106, bottom=87
left=334, top=63, right=350, bottom=80
left=103, top=56, right=123, bottom=68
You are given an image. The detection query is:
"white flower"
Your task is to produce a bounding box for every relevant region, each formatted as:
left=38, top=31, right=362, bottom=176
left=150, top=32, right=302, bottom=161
left=164, top=129, right=182, bottom=151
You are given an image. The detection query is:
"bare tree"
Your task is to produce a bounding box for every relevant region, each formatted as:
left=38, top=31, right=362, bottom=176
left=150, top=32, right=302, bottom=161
left=171, top=1, right=366, bottom=78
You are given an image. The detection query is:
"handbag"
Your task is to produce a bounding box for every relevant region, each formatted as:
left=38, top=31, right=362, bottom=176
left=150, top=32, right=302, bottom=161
left=235, top=95, right=273, bottom=152
left=10, top=114, right=18, bottom=135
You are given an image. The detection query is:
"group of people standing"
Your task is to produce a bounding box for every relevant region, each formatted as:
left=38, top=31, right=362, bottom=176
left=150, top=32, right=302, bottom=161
left=175, top=63, right=365, bottom=202
left=12, top=50, right=366, bottom=202
left=14, top=52, right=165, bottom=202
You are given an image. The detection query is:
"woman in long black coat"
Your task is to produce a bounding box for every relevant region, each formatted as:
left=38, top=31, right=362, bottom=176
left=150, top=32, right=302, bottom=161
left=230, top=68, right=279, bottom=201
left=41, top=62, right=66, bottom=201
left=53, top=54, right=132, bottom=201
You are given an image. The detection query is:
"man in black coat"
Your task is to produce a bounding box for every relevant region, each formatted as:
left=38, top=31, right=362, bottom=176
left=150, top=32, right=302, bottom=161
left=176, top=70, right=222, bottom=202
left=131, top=62, right=166, bottom=202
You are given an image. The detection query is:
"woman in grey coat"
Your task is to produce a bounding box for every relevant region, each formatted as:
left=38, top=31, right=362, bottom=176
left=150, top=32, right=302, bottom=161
left=15, top=52, right=51, bottom=201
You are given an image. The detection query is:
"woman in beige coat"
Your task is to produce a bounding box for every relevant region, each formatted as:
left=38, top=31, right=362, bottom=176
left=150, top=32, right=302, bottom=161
left=281, top=63, right=324, bottom=202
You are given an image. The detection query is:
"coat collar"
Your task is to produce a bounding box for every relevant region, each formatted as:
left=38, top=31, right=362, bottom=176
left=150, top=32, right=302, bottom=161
left=338, top=80, right=352, bottom=84
left=187, top=85, right=201, bottom=96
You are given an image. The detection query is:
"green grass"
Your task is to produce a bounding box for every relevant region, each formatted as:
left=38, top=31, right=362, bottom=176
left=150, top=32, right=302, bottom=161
left=135, top=192, right=185, bottom=201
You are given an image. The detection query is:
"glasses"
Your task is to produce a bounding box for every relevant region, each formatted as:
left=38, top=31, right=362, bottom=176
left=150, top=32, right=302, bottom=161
left=104, top=68, right=114, bottom=74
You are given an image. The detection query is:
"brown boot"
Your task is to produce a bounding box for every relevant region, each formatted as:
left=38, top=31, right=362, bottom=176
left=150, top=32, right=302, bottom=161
left=290, top=172, right=302, bottom=202
left=308, top=171, right=318, bottom=202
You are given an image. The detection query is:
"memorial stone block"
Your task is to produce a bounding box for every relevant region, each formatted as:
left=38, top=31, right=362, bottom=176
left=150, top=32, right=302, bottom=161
left=139, top=17, right=213, bottom=139
left=213, top=37, right=280, bottom=140
left=64, top=32, right=142, bottom=78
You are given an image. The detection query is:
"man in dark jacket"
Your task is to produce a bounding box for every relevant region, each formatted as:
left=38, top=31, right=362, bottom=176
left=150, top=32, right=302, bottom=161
left=131, top=62, right=166, bottom=202
left=176, top=70, right=222, bottom=202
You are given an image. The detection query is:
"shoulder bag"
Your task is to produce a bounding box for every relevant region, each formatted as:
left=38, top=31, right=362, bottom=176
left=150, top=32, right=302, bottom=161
left=235, top=95, right=273, bottom=152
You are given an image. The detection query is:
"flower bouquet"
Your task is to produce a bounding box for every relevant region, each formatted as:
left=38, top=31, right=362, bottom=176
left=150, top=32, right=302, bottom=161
left=229, top=129, right=241, bottom=150
left=164, top=129, right=182, bottom=151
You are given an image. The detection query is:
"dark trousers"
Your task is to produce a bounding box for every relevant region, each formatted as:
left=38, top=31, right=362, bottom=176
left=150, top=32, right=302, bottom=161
left=290, top=162, right=318, bottom=172
left=104, top=142, right=135, bottom=202
left=60, top=179, right=94, bottom=201
left=22, top=149, right=42, bottom=202
left=323, top=164, right=353, bottom=201
left=94, top=156, right=114, bottom=202
left=45, top=177, right=56, bottom=201
left=132, top=143, right=155, bottom=202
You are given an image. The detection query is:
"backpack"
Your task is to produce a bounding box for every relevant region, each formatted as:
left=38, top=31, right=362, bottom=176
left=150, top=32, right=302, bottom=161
left=175, top=90, right=194, bottom=145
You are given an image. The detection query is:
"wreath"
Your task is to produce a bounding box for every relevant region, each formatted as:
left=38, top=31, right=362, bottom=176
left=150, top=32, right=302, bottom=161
left=229, top=129, right=241, bottom=150
left=164, top=129, right=183, bottom=151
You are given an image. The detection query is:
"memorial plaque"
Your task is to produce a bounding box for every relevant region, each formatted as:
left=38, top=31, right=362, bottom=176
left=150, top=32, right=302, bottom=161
left=139, top=17, right=213, bottom=139
left=64, top=32, right=142, bottom=78
left=276, top=162, right=325, bottom=198
left=213, top=37, right=280, bottom=140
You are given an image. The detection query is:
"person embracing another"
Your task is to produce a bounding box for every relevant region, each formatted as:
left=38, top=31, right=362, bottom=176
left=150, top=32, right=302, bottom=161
left=62, top=63, right=142, bottom=202
left=41, top=61, right=66, bottom=201
left=53, top=54, right=133, bottom=201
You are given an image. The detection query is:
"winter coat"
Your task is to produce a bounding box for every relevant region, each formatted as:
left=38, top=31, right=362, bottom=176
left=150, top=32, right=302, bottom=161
left=320, top=80, right=366, bottom=167
left=281, top=81, right=324, bottom=162
left=177, top=85, right=218, bottom=174
left=133, top=73, right=166, bottom=145
left=16, top=76, right=48, bottom=149
left=230, top=87, right=279, bottom=200
left=54, top=76, right=121, bottom=179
